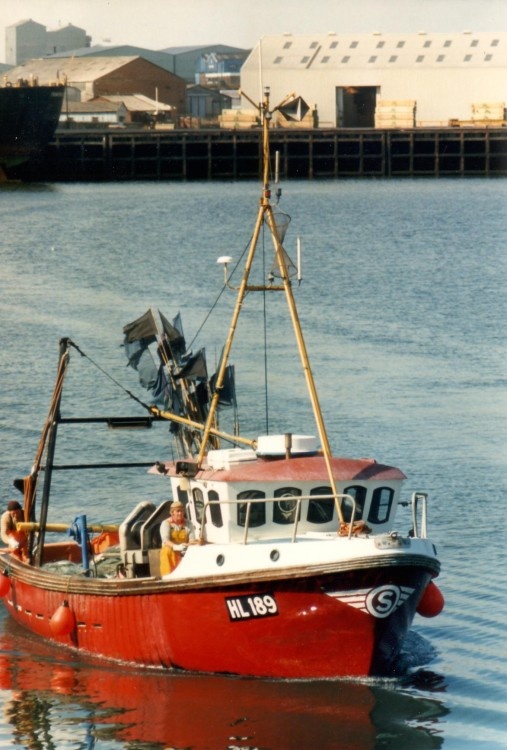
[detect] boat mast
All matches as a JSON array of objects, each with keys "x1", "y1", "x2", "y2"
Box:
[
  {"x1": 196, "y1": 89, "x2": 343, "y2": 521},
  {"x1": 33, "y1": 337, "x2": 72, "y2": 566}
]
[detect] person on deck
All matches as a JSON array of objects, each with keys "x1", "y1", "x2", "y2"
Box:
[
  {"x1": 159, "y1": 501, "x2": 196, "y2": 577},
  {"x1": 1, "y1": 501, "x2": 28, "y2": 561}
]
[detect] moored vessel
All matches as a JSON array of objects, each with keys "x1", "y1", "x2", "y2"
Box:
[{"x1": 0, "y1": 80, "x2": 64, "y2": 179}]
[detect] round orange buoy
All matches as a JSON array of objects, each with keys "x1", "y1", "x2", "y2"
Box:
[
  {"x1": 0, "y1": 571, "x2": 10, "y2": 597},
  {"x1": 417, "y1": 581, "x2": 445, "y2": 618},
  {"x1": 49, "y1": 600, "x2": 76, "y2": 636}
]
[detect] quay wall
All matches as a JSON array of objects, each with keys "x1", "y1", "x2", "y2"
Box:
[{"x1": 14, "y1": 127, "x2": 507, "y2": 181}]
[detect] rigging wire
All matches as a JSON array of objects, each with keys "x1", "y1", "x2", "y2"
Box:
[
  {"x1": 68, "y1": 341, "x2": 153, "y2": 412},
  {"x1": 186, "y1": 235, "x2": 252, "y2": 353}
]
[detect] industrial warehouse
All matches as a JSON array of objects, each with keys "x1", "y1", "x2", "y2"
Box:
[
  {"x1": 2, "y1": 27, "x2": 506, "y2": 180},
  {"x1": 240, "y1": 31, "x2": 507, "y2": 128}
]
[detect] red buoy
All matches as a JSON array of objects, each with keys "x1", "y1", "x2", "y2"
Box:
[
  {"x1": 417, "y1": 581, "x2": 445, "y2": 618},
  {"x1": 49, "y1": 600, "x2": 76, "y2": 636},
  {"x1": 0, "y1": 571, "x2": 10, "y2": 598}
]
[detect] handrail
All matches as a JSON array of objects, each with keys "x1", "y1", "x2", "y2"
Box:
[
  {"x1": 198, "y1": 493, "x2": 358, "y2": 545},
  {"x1": 411, "y1": 492, "x2": 428, "y2": 538}
]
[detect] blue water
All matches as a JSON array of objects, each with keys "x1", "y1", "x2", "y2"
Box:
[{"x1": 0, "y1": 177, "x2": 506, "y2": 749}]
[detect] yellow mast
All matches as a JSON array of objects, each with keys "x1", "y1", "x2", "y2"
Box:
[{"x1": 196, "y1": 88, "x2": 344, "y2": 523}]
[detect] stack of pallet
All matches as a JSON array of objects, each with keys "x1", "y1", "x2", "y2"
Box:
[
  {"x1": 471, "y1": 102, "x2": 505, "y2": 125},
  {"x1": 375, "y1": 100, "x2": 416, "y2": 128},
  {"x1": 218, "y1": 109, "x2": 259, "y2": 129}
]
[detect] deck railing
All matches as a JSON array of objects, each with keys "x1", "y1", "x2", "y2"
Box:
[{"x1": 200, "y1": 493, "x2": 359, "y2": 544}]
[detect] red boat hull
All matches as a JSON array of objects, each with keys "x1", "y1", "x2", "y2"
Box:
[{"x1": 2, "y1": 562, "x2": 432, "y2": 678}]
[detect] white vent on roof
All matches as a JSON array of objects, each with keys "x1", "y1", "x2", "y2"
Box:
[
  {"x1": 207, "y1": 448, "x2": 257, "y2": 470},
  {"x1": 256, "y1": 434, "x2": 318, "y2": 457}
]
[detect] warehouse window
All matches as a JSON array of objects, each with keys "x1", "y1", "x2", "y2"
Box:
[
  {"x1": 341, "y1": 55, "x2": 350, "y2": 63},
  {"x1": 301, "y1": 56, "x2": 310, "y2": 63},
  {"x1": 471, "y1": 39, "x2": 479, "y2": 47},
  {"x1": 283, "y1": 41, "x2": 292, "y2": 49},
  {"x1": 368, "y1": 55, "x2": 377, "y2": 63},
  {"x1": 416, "y1": 55, "x2": 424, "y2": 62},
  {"x1": 464, "y1": 54, "x2": 472, "y2": 62},
  {"x1": 310, "y1": 41, "x2": 319, "y2": 48},
  {"x1": 376, "y1": 40, "x2": 385, "y2": 48},
  {"x1": 484, "y1": 54, "x2": 493, "y2": 61},
  {"x1": 389, "y1": 55, "x2": 398, "y2": 62},
  {"x1": 491, "y1": 39, "x2": 499, "y2": 46},
  {"x1": 321, "y1": 55, "x2": 330, "y2": 63},
  {"x1": 330, "y1": 40, "x2": 338, "y2": 49},
  {"x1": 397, "y1": 40, "x2": 405, "y2": 48},
  {"x1": 274, "y1": 56, "x2": 283, "y2": 64},
  {"x1": 350, "y1": 40, "x2": 359, "y2": 48},
  {"x1": 437, "y1": 54, "x2": 445, "y2": 62},
  {"x1": 444, "y1": 40, "x2": 452, "y2": 47},
  {"x1": 423, "y1": 40, "x2": 432, "y2": 48}
]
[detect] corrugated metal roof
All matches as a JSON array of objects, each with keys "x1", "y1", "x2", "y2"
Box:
[
  {"x1": 253, "y1": 32, "x2": 507, "y2": 70},
  {"x1": 64, "y1": 100, "x2": 123, "y2": 113},
  {"x1": 160, "y1": 44, "x2": 249, "y2": 55},
  {"x1": 101, "y1": 94, "x2": 172, "y2": 111}
]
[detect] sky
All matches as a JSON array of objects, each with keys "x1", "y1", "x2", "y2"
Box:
[{"x1": 2, "y1": 0, "x2": 506, "y2": 62}]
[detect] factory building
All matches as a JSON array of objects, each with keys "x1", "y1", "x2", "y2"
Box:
[
  {"x1": 241, "y1": 32, "x2": 507, "y2": 128},
  {"x1": 4, "y1": 56, "x2": 186, "y2": 113},
  {"x1": 5, "y1": 19, "x2": 91, "y2": 65}
]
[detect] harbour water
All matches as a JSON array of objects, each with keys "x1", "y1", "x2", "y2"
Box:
[{"x1": 0, "y1": 177, "x2": 506, "y2": 749}]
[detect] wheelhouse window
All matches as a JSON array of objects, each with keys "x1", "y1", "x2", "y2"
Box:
[
  {"x1": 237, "y1": 490, "x2": 266, "y2": 528},
  {"x1": 273, "y1": 487, "x2": 302, "y2": 525},
  {"x1": 193, "y1": 488, "x2": 204, "y2": 524},
  {"x1": 177, "y1": 486, "x2": 189, "y2": 505},
  {"x1": 368, "y1": 487, "x2": 394, "y2": 524},
  {"x1": 307, "y1": 486, "x2": 334, "y2": 524},
  {"x1": 342, "y1": 485, "x2": 367, "y2": 522},
  {"x1": 208, "y1": 490, "x2": 223, "y2": 528}
]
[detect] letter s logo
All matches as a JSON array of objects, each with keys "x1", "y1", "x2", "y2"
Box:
[{"x1": 366, "y1": 585, "x2": 401, "y2": 618}]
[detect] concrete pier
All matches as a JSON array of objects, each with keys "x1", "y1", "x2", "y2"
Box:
[{"x1": 13, "y1": 127, "x2": 507, "y2": 180}]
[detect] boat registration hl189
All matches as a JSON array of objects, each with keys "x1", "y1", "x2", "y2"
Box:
[{"x1": 225, "y1": 594, "x2": 279, "y2": 621}]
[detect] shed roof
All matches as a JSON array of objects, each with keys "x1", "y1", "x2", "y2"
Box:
[
  {"x1": 63, "y1": 99, "x2": 124, "y2": 113},
  {"x1": 100, "y1": 93, "x2": 172, "y2": 111},
  {"x1": 4, "y1": 56, "x2": 175, "y2": 85}
]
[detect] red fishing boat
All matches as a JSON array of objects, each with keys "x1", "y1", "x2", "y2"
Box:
[{"x1": 0, "y1": 89, "x2": 443, "y2": 679}]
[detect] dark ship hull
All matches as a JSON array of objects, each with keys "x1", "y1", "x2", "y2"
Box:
[{"x1": 0, "y1": 84, "x2": 64, "y2": 175}]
